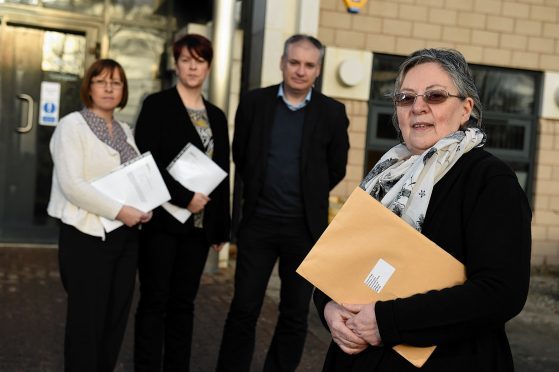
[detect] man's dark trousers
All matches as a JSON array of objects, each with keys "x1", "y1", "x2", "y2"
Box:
[{"x1": 217, "y1": 214, "x2": 314, "y2": 372}]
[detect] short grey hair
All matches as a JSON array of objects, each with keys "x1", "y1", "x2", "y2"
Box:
[
  {"x1": 282, "y1": 34, "x2": 325, "y2": 62},
  {"x1": 391, "y1": 48, "x2": 483, "y2": 140}
]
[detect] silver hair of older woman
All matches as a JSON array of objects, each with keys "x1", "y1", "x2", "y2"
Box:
[{"x1": 391, "y1": 48, "x2": 483, "y2": 142}]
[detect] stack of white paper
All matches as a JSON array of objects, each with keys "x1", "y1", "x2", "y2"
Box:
[
  {"x1": 162, "y1": 143, "x2": 227, "y2": 223},
  {"x1": 91, "y1": 152, "x2": 171, "y2": 232}
]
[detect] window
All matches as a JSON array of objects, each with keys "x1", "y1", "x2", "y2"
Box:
[{"x1": 367, "y1": 53, "x2": 541, "y2": 200}]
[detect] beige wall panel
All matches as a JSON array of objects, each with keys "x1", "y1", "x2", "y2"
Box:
[
  {"x1": 487, "y1": 16, "x2": 514, "y2": 33},
  {"x1": 413, "y1": 23, "x2": 442, "y2": 41},
  {"x1": 531, "y1": 5, "x2": 558, "y2": 22},
  {"x1": 457, "y1": 12, "x2": 487, "y2": 28},
  {"x1": 515, "y1": 19, "x2": 543, "y2": 36},
  {"x1": 529, "y1": 37, "x2": 556, "y2": 53},
  {"x1": 364, "y1": 34, "x2": 396, "y2": 53},
  {"x1": 442, "y1": 26, "x2": 471, "y2": 43},
  {"x1": 510, "y1": 51, "x2": 539, "y2": 69},
  {"x1": 532, "y1": 225, "x2": 548, "y2": 240},
  {"x1": 472, "y1": 30, "x2": 500, "y2": 47},
  {"x1": 501, "y1": 34, "x2": 528, "y2": 50},
  {"x1": 543, "y1": 22, "x2": 559, "y2": 38},
  {"x1": 455, "y1": 45, "x2": 484, "y2": 62},
  {"x1": 398, "y1": 5, "x2": 429, "y2": 21},
  {"x1": 351, "y1": 15, "x2": 382, "y2": 34},
  {"x1": 382, "y1": 19, "x2": 413, "y2": 37},
  {"x1": 335, "y1": 30, "x2": 366, "y2": 49},
  {"x1": 367, "y1": 1, "x2": 398, "y2": 18},
  {"x1": 446, "y1": 0, "x2": 475, "y2": 11},
  {"x1": 502, "y1": 2, "x2": 531, "y2": 18},
  {"x1": 482, "y1": 48, "x2": 512, "y2": 65},
  {"x1": 428, "y1": 9, "x2": 458, "y2": 25},
  {"x1": 395, "y1": 37, "x2": 426, "y2": 55},
  {"x1": 551, "y1": 196, "x2": 559, "y2": 210},
  {"x1": 474, "y1": 0, "x2": 502, "y2": 15}
]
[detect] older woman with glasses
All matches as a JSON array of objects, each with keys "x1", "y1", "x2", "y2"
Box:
[
  {"x1": 314, "y1": 48, "x2": 532, "y2": 371},
  {"x1": 48, "y1": 58, "x2": 152, "y2": 371}
]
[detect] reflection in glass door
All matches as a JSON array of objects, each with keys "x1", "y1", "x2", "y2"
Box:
[{"x1": 0, "y1": 24, "x2": 86, "y2": 243}]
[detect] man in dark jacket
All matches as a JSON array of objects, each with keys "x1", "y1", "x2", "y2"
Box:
[{"x1": 216, "y1": 34, "x2": 350, "y2": 372}]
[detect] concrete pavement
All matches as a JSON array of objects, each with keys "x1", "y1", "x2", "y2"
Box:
[
  {"x1": 0, "y1": 246, "x2": 329, "y2": 371},
  {"x1": 0, "y1": 246, "x2": 557, "y2": 371}
]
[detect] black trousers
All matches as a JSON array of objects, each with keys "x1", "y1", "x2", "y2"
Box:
[
  {"x1": 217, "y1": 215, "x2": 314, "y2": 372},
  {"x1": 58, "y1": 222, "x2": 138, "y2": 372},
  {"x1": 134, "y1": 226, "x2": 210, "y2": 372}
]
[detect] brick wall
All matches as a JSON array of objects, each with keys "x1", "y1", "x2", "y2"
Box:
[
  {"x1": 331, "y1": 99, "x2": 369, "y2": 197},
  {"x1": 319, "y1": 0, "x2": 559, "y2": 267},
  {"x1": 534, "y1": 119, "x2": 559, "y2": 266}
]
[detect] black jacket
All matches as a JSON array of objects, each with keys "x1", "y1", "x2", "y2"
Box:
[
  {"x1": 134, "y1": 87, "x2": 230, "y2": 244},
  {"x1": 233, "y1": 84, "x2": 350, "y2": 241},
  {"x1": 314, "y1": 148, "x2": 532, "y2": 371}
]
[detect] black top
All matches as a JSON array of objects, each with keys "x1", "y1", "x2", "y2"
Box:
[
  {"x1": 134, "y1": 87, "x2": 231, "y2": 244},
  {"x1": 255, "y1": 100, "x2": 306, "y2": 218},
  {"x1": 314, "y1": 148, "x2": 532, "y2": 371}
]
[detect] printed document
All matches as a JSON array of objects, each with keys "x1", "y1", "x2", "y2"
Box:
[
  {"x1": 162, "y1": 143, "x2": 227, "y2": 223},
  {"x1": 91, "y1": 152, "x2": 171, "y2": 232}
]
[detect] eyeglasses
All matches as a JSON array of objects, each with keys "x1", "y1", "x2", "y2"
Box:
[
  {"x1": 91, "y1": 79, "x2": 124, "y2": 89},
  {"x1": 393, "y1": 89, "x2": 465, "y2": 107}
]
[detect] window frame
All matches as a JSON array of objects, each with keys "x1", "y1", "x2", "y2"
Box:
[{"x1": 366, "y1": 53, "x2": 541, "y2": 203}]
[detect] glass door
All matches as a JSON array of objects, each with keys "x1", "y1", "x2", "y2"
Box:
[{"x1": 0, "y1": 23, "x2": 87, "y2": 243}]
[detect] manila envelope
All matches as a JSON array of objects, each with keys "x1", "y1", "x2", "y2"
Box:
[{"x1": 297, "y1": 187, "x2": 466, "y2": 368}]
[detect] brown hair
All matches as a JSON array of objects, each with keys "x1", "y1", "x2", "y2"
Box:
[
  {"x1": 79, "y1": 59, "x2": 128, "y2": 109},
  {"x1": 172, "y1": 34, "x2": 213, "y2": 65}
]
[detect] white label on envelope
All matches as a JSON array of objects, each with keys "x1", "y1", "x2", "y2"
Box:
[{"x1": 364, "y1": 259, "x2": 395, "y2": 293}]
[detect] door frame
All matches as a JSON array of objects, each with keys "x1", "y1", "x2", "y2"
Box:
[
  {"x1": 0, "y1": 4, "x2": 102, "y2": 68},
  {"x1": 0, "y1": 7, "x2": 101, "y2": 245}
]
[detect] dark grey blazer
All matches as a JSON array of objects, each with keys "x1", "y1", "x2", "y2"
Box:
[{"x1": 232, "y1": 84, "x2": 350, "y2": 241}]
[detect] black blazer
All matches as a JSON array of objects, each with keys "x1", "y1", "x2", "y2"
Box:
[
  {"x1": 314, "y1": 148, "x2": 532, "y2": 371},
  {"x1": 134, "y1": 87, "x2": 230, "y2": 244},
  {"x1": 233, "y1": 84, "x2": 350, "y2": 241}
]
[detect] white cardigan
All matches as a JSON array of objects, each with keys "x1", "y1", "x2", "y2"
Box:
[{"x1": 47, "y1": 111, "x2": 140, "y2": 239}]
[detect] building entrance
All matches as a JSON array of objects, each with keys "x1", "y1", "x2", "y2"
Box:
[{"x1": 0, "y1": 22, "x2": 90, "y2": 244}]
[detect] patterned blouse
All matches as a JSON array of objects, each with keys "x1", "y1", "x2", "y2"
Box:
[
  {"x1": 80, "y1": 108, "x2": 138, "y2": 164},
  {"x1": 186, "y1": 106, "x2": 214, "y2": 228},
  {"x1": 187, "y1": 107, "x2": 214, "y2": 157}
]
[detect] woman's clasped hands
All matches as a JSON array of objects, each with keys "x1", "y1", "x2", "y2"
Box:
[{"x1": 324, "y1": 301, "x2": 382, "y2": 355}]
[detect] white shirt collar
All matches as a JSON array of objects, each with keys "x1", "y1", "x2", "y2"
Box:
[{"x1": 277, "y1": 84, "x2": 312, "y2": 111}]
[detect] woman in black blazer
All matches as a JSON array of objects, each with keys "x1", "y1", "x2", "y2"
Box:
[
  {"x1": 133, "y1": 34, "x2": 230, "y2": 371},
  {"x1": 314, "y1": 48, "x2": 531, "y2": 371}
]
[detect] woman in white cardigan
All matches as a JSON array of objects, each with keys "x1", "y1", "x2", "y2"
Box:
[{"x1": 47, "y1": 59, "x2": 151, "y2": 372}]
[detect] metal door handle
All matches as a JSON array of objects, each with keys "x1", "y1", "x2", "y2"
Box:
[{"x1": 15, "y1": 93, "x2": 34, "y2": 133}]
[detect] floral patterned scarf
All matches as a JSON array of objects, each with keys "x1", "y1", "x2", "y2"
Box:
[{"x1": 360, "y1": 128, "x2": 486, "y2": 231}]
